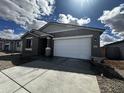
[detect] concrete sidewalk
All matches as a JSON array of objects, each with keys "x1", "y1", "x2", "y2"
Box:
[{"x1": 0, "y1": 60, "x2": 100, "y2": 93}]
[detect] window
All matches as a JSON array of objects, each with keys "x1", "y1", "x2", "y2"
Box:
[
  {"x1": 26, "y1": 39, "x2": 32, "y2": 48},
  {"x1": 16, "y1": 42, "x2": 20, "y2": 47}
]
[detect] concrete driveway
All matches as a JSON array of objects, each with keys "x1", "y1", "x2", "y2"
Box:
[{"x1": 0, "y1": 57, "x2": 100, "y2": 93}]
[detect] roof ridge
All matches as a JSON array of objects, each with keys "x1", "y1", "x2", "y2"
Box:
[{"x1": 48, "y1": 22, "x2": 105, "y2": 31}]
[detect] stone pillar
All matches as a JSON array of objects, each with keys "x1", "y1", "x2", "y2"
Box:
[{"x1": 45, "y1": 37, "x2": 52, "y2": 56}]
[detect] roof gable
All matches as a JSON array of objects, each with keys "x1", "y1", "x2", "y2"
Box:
[
  {"x1": 22, "y1": 22, "x2": 105, "y2": 39},
  {"x1": 21, "y1": 30, "x2": 53, "y2": 39},
  {"x1": 38, "y1": 22, "x2": 104, "y2": 34}
]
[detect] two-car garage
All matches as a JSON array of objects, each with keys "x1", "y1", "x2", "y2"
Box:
[{"x1": 53, "y1": 35, "x2": 92, "y2": 60}]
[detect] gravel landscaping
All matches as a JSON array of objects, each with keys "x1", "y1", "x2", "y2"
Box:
[
  {"x1": 97, "y1": 75, "x2": 124, "y2": 93},
  {"x1": 91, "y1": 58, "x2": 124, "y2": 93}
]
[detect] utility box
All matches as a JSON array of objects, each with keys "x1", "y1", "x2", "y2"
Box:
[{"x1": 45, "y1": 47, "x2": 51, "y2": 56}]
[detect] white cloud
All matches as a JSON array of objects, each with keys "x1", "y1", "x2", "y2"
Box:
[
  {"x1": 0, "y1": 0, "x2": 55, "y2": 30},
  {"x1": 99, "y1": 4, "x2": 124, "y2": 46},
  {"x1": 101, "y1": 32, "x2": 116, "y2": 42},
  {"x1": 57, "y1": 14, "x2": 91, "y2": 26},
  {"x1": 99, "y1": 4, "x2": 124, "y2": 34},
  {"x1": 0, "y1": 29, "x2": 23, "y2": 39},
  {"x1": 100, "y1": 31, "x2": 116, "y2": 46},
  {"x1": 23, "y1": 20, "x2": 47, "y2": 30},
  {"x1": 100, "y1": 31, "x2": 123, "y2": 47}
]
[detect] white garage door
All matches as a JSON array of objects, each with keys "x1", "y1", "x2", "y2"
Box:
[{"x1": 54, "y1": 35, "x2": 92, "y2": 60}]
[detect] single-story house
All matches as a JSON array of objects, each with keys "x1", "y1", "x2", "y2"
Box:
[
  {"x1": 21, "y1": 22, "x2": 104, "y2": 60},
  {"x1": 0, "y1": 38, "x2": 22, "y2": 52},
  {"x1": 101, "y1": 40, "x2": 124, "y2": 60}
]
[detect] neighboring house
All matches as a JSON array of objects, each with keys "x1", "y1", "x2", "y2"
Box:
[
  {"x1": 102, "y1": 40, "x2": 124, "y2": 60},
  {"x1": 21, "y1": 22, "x2": 104, "y2": 60},
  {"x1": 0, "y1": 38, "x2": 22, "y2": 52},
  {"x1": 0, "y1": 38, "x2": 4, "y2": 51}
]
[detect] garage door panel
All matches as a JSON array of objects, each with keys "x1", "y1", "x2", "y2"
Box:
[{"x1": 54, "y1": 37, "x2": 91, "y2": 59}]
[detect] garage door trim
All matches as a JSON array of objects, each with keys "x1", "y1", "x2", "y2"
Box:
[
  {"x1": 53, "y1": 35, "x2": 92, "y2": 60},
  {"x1": 53, "y1": 35, "x2": 93, "y2": 40}
]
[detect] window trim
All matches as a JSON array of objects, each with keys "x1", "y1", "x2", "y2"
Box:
[{"x1": 25, "y1": 37, "x2": 33, "y2": 51}]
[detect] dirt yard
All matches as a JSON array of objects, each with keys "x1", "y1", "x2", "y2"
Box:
[
  {"x1": 0, "y1": 52, "x2": 36, "y2": 70},
  {"x1": 104, "y1": 60, "x2": 124, "y2": 70},
  {"x1": 0, "y1": 52, "x2": 18, "y2": 70}
]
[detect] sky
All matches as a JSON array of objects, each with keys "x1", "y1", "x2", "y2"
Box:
[{"x1": 0, "y1": 0, "x2": 124, "y2": 46}]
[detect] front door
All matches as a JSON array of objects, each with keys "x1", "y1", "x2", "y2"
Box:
[{"x1": 39, "y1": 38, "x2": 47, "y2": 55}]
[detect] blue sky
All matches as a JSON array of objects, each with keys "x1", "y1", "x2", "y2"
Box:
[
  {"x1": 0, "y1": 0, "x2": 123, "y2": 33},
  {"x1": 49, "y1": 0, "x2": 123, "y2": 28},
  {"x1": 0, "y1": 0, "x2": 124, "y2": 45}
]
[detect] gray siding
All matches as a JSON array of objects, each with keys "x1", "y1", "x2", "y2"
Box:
[{"x1": 22, "y1": 34, "x2": 39, "y2": 56}]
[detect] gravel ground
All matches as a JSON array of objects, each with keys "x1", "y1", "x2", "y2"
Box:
[{"x1": 97, "y1": 75, "x2": 124, "y2": 93}]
